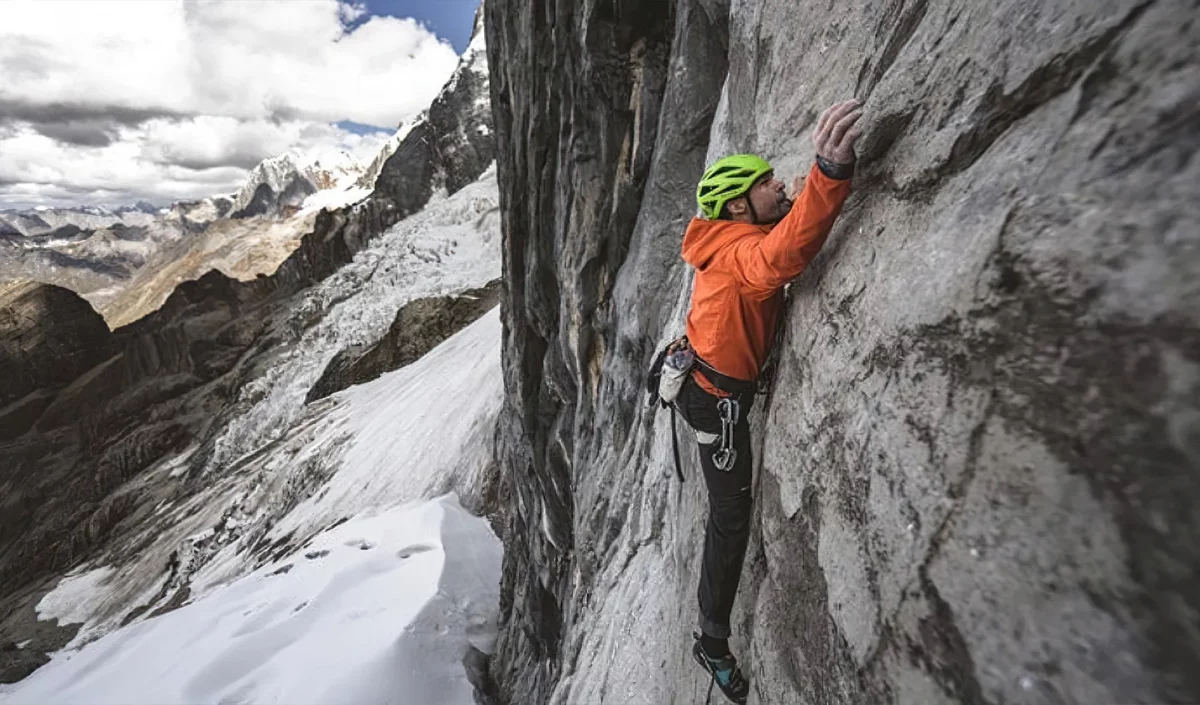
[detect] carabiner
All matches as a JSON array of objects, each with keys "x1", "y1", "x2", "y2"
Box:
[{"x1": 712, "y1": 397, "x2": 741, "y2": 471}]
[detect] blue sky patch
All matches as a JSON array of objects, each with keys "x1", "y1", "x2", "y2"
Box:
[
  {"x1": 360, "y1": 0, "x2": 480, "y2": 53},
  {"x1": 335, "y1": 120, "x2": 393, "y2": 135}
]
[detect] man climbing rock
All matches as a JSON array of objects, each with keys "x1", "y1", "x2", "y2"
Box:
[{"x1": 678, "y1": 99, "x2": 863, "y2": 704}]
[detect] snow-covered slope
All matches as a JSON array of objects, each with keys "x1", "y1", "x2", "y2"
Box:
[
  {"x1": 207, "y1": 168, "x2": 501, "y2": 473},
  {"x1": 0, "y1": 164, "x2": 503, "y2": 695},
  {"x1": 0, "y1": 495, "x2": 501, "y2": 705},
  {"x1": 0, "y1": 305, "x2": 505, "y2": 704}
]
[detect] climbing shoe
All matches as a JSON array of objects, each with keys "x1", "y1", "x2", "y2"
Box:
[{"x1": 692, "y1": 632, "x2": 749, "y2": 704}]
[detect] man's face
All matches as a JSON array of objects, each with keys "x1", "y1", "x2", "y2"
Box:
[{"x1": 745, "y1": 172, "x2": 792, "y2": 224}]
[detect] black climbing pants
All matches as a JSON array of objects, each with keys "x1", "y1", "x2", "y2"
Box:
[{"x1": 678, "y1": 376, "x2": 755, "y2": 640}]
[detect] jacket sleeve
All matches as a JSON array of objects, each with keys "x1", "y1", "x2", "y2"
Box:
[{"x1": 725, "y1": 162, "x2": 852, "y2": 297}]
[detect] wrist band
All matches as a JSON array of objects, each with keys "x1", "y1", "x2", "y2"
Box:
[{"x1": 816, "y1": 155, "x2": 854, "y2": 180}]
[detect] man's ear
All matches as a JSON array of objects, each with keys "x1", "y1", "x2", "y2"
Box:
[{"x1": 726, "y1": 197, "x2": 748, "y2": 216}]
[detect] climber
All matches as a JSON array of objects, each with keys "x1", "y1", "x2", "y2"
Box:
[{"x1": 678, "y1": 99, "x2": 863, "y2": 704}]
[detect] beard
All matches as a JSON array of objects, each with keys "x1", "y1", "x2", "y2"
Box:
[{"x1": 767, "y1": 192, "x2": 794, "y2": 224}]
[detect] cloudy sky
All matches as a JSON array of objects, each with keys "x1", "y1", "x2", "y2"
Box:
[{"x1": 0, "y1": 0, "x2": 481, "y2": 210}]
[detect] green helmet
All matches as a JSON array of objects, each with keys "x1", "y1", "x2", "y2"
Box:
[{"x1": 696, "y1": 154, "x2": 773, "y2": 220}]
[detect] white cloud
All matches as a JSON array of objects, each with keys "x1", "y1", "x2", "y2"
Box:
[
  {"x1": 0, "y1": 0, "x2": 462, "y2": 208},
  {"x1": 0, "y1": 119, "x2": 393, "y2": 209}
]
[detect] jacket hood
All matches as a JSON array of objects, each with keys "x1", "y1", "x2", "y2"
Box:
[{"x1": 681, "y1": 217, "x2": 768, "y2": 269}]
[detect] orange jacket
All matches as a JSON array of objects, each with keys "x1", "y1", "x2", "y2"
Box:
[{"x1": 683, "y1": 162, "x2": 851, "y2": 395}]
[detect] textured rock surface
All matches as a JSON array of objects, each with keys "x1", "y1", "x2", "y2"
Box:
[
  {"x1": 485, "y1": 1, "x2": 1199, "y2": 703},
  {"x1": 374, "y1": 7, "x2": 493, "y2": 222},
  {"x1": 228, "y1": 153, "x2": 322, "y2": 219},
  {"x1": 307, "y1": 278, "x2": 502, "y2": 403},
  {"x1": 229, "y1": 177, "x2": 317, "y2": 219},
  {"x1": 0, "y1": 615, "x2": 79, "y2": 684},
  {"x1": 0, "y1": 281, "x2": 116, "y2": 409}
]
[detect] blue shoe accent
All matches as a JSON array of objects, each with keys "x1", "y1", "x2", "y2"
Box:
[{"x1": 692, "y1": 634, "x2": 749, "y2": 704}]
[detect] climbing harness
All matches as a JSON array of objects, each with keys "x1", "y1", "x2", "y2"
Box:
[{"x1": 647, "y1": 337, "x2": 754, "y2": 479}]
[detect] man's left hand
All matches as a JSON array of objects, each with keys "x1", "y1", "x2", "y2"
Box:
[{"x1": 813, "y1": 99, "x2": 864, "y2": 165}]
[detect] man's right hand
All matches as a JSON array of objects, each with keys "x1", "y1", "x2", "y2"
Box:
[
  {"x1": 790, "y1": 174, "x2": 805, "y2": 200},
  {"x1": 813, "y1": 99, "x2": 863, "y2": 165}
]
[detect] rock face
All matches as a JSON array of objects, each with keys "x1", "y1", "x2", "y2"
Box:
[
  {"x1": 0, "y1": 281, "x2": 116, "y2": 411},
  {"x1": 228, "y1": 154, "x2": 328, "y2": 220},
  {"x1": 166, "y1": 195, "x2": 234, "y2": 231},
  {"x1": 229, "y1": 178, "x2": 316, "y2": 219},
  {"x1": 485, "y1": 1, "x2": 1200, "y2": 704},
  {"x1": 375, "y1": 7, "x2": 493, "y2": 220},
  {"x1": 307, "y1": 279, "x2": 502, "y2": 403},
  {"x1": 356, "y1": 130, "x2": 406, "y2": 190}
]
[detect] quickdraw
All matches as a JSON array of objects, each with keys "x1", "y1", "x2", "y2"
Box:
[
  {"x1": 647, "y1": 336, "x2": 753, "y2": 478},
  {"x1": 712, "y1": 397, "x2": 740, "y2": 471}
]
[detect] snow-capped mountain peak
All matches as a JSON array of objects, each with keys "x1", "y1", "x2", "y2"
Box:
[{"x1": 228, "y1": 149, "x2": 378, "y2": 219}]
